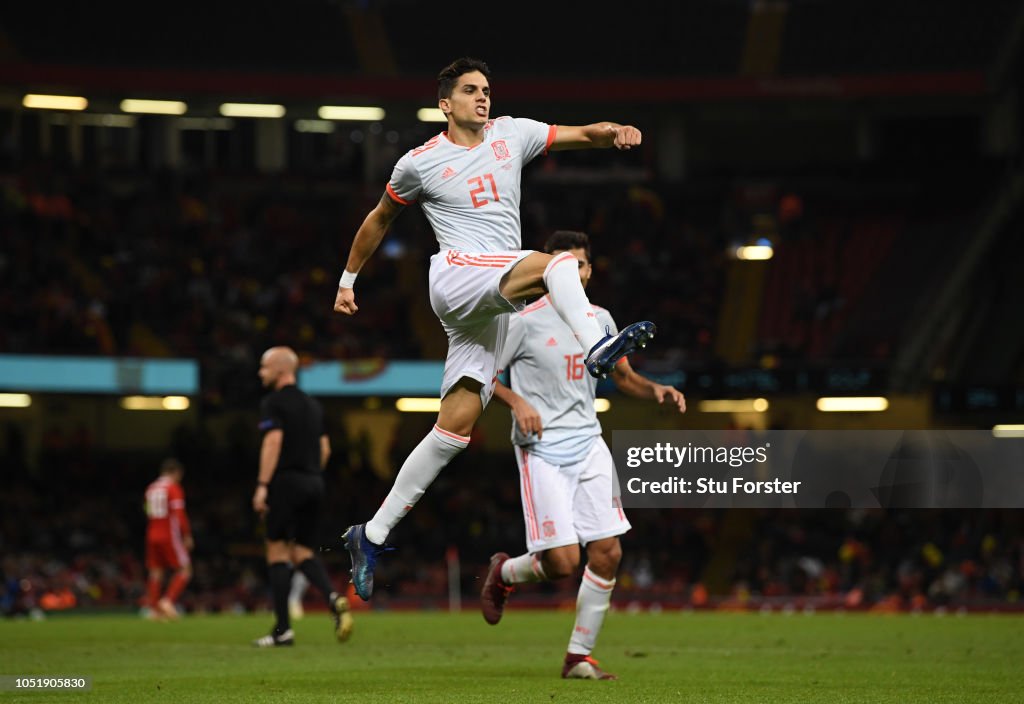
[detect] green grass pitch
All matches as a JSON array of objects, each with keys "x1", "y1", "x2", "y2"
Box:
[{"x1": 3, "y1": 610, "x2": 1020, "y2": 703}]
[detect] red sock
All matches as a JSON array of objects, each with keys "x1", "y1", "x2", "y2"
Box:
[
  {"x1": 164, "y1": 572, "x2": 190, "y2": 603},
  {"x1": 147, "y1": 576, "x2": 162, "y2": 608}
]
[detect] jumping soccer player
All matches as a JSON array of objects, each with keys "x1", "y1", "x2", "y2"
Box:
[
  {"x1": 481, "y1": 231, "x2": 686, "y2": 680},
  {"x1": 334, "y1": 58, "x2": 656, "y2": 600}
]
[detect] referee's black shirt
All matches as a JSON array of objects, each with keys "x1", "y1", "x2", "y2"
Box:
[{"x1": 258, "y1": 385, "x2": 324, "y2": 475}]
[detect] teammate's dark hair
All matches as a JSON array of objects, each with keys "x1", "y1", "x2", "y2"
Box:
[
  {"x1": 544, "y1": 230, "x2": 591, "y2": 262},
  {"x1": 438, "y1": 57, "x2": 492, "y2": 99}
]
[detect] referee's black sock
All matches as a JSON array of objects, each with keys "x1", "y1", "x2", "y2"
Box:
[
  {"x1": 296, "y1": 558, "x2": 336, "y2": 607},
  {"x1": 268, "y1": 562, "x2": 292, "y2": 635}
]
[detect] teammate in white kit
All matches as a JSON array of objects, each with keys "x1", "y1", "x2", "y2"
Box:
[
  {"x1": 334, "y1": 58, "x2": 657, "y2": 600},
  {"x1": 481, "y1": 231, "x2": 686, "y2": 680}
]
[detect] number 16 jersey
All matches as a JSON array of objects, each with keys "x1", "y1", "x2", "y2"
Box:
[
  {"x1": 499, "y1": 296, "x2": 618, "y2": 466},
  {"x1": 386, "y1": 117, "x2": 556, "y2": 253}
]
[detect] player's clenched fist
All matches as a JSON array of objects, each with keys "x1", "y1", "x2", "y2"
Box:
[
  {"x1": 334, "y1": 287, "x2": 358, "y2": 315},
  {"x1": 613, "y1": 125, "x2": 642, "y2": 150}
]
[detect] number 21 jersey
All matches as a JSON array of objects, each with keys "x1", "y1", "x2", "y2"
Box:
[{"x1": 386, "y1": 117, "x2": 556, "y2": 253}]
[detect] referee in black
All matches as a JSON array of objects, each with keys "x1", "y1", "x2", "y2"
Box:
[{"x1": 252, "y1": 346, "x2": 352, "y2": 647}]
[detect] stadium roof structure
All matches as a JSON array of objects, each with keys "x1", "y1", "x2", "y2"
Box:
[{"x1": 1, "y1": 0, "x2": 1021, "y2": 103}]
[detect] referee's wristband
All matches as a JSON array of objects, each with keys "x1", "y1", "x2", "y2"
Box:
[
  {"x1": 339, "y1": 270, "x2": 358, "y2": 288},
  {"x1": 257, "y1": 481, "x2": 268, "y2": 488}
]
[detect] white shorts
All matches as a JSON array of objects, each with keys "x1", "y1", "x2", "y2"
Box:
[
  {"x1": 514, "y1": 437, "x2": 631, "y2": 554},
  {"x1": 429, "y1": 250, "x2": 533, "y2": 406}
]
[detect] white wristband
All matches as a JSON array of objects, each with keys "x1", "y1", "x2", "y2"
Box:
[{"x1": 339, "y1": 270, "x2": 358, "y2": 288}]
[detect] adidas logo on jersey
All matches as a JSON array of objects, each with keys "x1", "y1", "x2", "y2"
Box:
[
  {"x1": 441, "y1": 166, "x2": 457, "y2": 180},
  {"x1": 546, "y1": 337, "x2": 558, "y2": 347}
]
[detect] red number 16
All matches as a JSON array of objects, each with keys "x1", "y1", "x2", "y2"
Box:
[{"x1": 565, "y1": 354, "x2": 585, "y2": 380}]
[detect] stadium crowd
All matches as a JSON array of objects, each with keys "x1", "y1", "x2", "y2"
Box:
[
  {"x1": 2, "y1": 431, "x2": 1021, "y2": 617},
  {"x1": 1, "y1": 157, "x2": 952, "y2": 410},
  {"x1": 0, "y1": 158, "x2": 722, "y2": 363},
  {"x1": 0, "y1": 145, "x2": 1013, "y2": 617}
]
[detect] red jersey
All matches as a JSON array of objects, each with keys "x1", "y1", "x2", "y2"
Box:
[{"x1": 145, "y1": 477, "x2": 191, "y2": 543}]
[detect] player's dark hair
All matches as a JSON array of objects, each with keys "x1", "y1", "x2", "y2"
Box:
[
  {"x1": 438, "y1": 57, "x2": 492, "y2": 99},
  {"x1": 161, "y1": 458, "x2": 184, "y2": 476},
  {"x1": 544, "y1": 230, "x2": 592, "y2": 262}
]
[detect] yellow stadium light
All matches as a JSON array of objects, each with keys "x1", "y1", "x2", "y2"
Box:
[
  {"x1": 23, "y1": 94, "x2": 88, "y2": 111},
  {"x1": 594, "y1": 398, "x2": 611, "y2": 413},
  {"x1": 295, "y1": 119, "x2": 336, "y2": 133},
  {"x1": 120, "y1": 99, "x2": 187, "y2": 115},
  {"x1": 699, "y1": 398, "x2": 770, "y2": 413},
  {"x1": 218, "y1": 103, "x2": 285, "y2": 119},
  {"x1": 992, "y1": 424, "x2": 1024, "y2": 438},
  {"x1": 318, "y1": 106, "x2": 385, "y2": 121},
  {"x1": 816, "y1": 396, "x2": 889, "y2": 412},
  {"x1": 395, "y1": 397, "x2": 442, "y2": 413},
  {"x1": 736, "y1": 245, "x2": 774, "y2": 261},
  {"x1": 417, "y1": 108, "x2": 447, "y2": 123},
  {"x1": 0, "y1": 393, "x2": 32, "y2": 408},
  {"x1": 120, "y1": 396, "x2": 191, "y2": 411}
]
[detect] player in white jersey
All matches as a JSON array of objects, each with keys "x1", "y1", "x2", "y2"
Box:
[
  {"x1": 480, "y1": 231, "x2": 686, "y2": 680},
  {"x1": 334, "y1": 58, "x2": 658, "y2": 600}
]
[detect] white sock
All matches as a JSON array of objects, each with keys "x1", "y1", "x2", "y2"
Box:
[
  {"x1": 500, "y1": 553, "x2": 547, "y2": 585},
  {"x1": 543, "y1": 252, "x2": 604, "y2": 352},
  {"x1": 288, "y1": 571, "x2": 309, "y2": 603},
  {"x1": 365, "y1": 424, "x2": 469, "y2": 544},
  {"x1": 568, "y1": 566, "x2": 615, "y2": 655}
]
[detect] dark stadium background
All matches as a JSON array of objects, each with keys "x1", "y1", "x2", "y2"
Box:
[{"x1": 2, "y1": 0, "x2": 1023, "y2": 617}]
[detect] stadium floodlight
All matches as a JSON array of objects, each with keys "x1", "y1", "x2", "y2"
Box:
[
  {"x1": 816, "y1": 396, "x2": 889, "y2": 412},
  {"x1": 594, "y1": 398, "x2": 611, "y2": 413},
  {"x1": 992, "y1": 424, "x2": 1024, "y2": 438},
  {"x1": 0, "y1": 393, "x2": 32, "y2": 408},
  {"x1": 120, "y1": 99, "x2": 187, "y2": 115},
  {"x1": 120, "y1": 396, "x2": 191, "y2": 411},
  {"x1": 735, "y1": 245, "x2": 774, "y2": 261},
  {"x1": 396, "y1": 397, "x2": 442, "y2": 413},
  {"x1": 22, "y1": 94, "x2": 88, "y2": 111},
  {"x1": 318, "y1": 106, "x2": 385, "y2": 121},
  {"x1": 699, "y1": 398, "x2": 770, "y2": 413},
  {"x1": 218, "y1": 103, "x2": 286, "y2": 119},
  {"x1": 295, "y1": 119, "x2": 336, "y2": 133},
  {"x1": 417, "y1": 108, "x2": 447, "y2": 123}
]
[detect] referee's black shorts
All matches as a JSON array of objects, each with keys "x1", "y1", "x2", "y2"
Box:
[{"x1": 265, "y1": 472, "x2": 325, "y2": 548}]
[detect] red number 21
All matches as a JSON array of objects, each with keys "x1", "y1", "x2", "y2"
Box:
[{"x1": 468, "y1": 173, "x2": 499, "y2": 208}]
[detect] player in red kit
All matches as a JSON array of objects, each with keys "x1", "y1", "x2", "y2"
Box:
[{"x1": 144, "y1": 458, "x2": 193, "y2": 620}]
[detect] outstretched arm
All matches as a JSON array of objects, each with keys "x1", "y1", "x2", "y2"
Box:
[
  {"x1": 611, "y1": 359, "x2": 686, "y2": 413},
  {"x1": 550, "y1": 122, "x2": 642, "y2": 151},
  {"x1": 333, "y1": 193, "x2": 405, "y2": 315}
]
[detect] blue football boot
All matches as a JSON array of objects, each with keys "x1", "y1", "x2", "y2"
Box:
[
  {"x1": 342, "y1": 524, "x2": 391, "y2": 600},
  {"x1": 584, "y1": 321, "x2": 657, "y2": 378}
]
